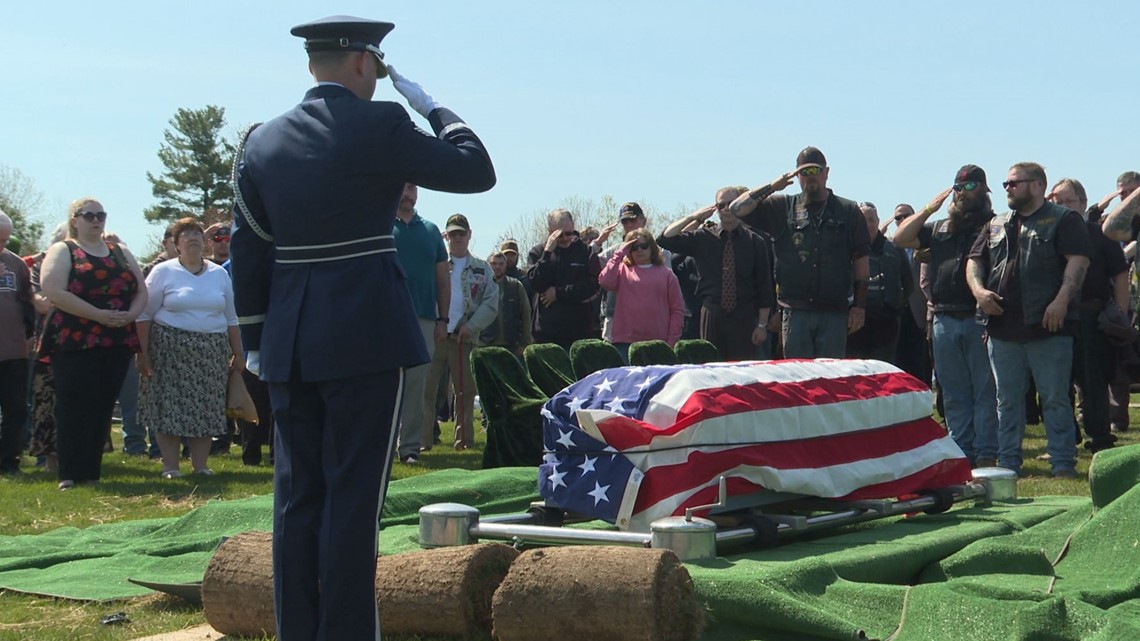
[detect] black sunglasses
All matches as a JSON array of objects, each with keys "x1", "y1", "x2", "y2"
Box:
[
  {"x1": 74, "y1": 211, "x2": 107, "y2": 222},
  {"x1": 1002, "y1": 179, "x2": 1035, "y2": 189},
  {"x1": 632, "y1": 242, "x2": 651, "y2": 251},
  {"x1": 953, "y1": 181, "x2": 981, "y2": 192}
]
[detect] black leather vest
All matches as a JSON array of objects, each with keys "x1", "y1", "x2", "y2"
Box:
[
  {"x1": 984, "y1": 202, "x2": 1078, "y2": 324},
  {"x1": 774, "y1": 194, "x2": 853, "y2": 306},
  {"x1": 867, "y1": 237, "x2": 903, "y2": 309}
]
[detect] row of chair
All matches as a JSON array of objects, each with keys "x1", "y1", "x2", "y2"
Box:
[{"x1": 474, "y1": 339, "x2": 722, "y2": 469}]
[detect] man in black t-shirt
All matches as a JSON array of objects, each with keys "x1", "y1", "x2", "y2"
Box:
[
  {"x1": 1049, "y1": 178, "x2": 1126, "y2": 454},
  {"x1": 966, "y1": 162, "x2": 1092, "y2": 478}
]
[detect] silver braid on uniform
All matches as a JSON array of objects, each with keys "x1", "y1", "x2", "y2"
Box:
[{"x1": 232, "y1": 122, "x2": 274, "y2": 243}]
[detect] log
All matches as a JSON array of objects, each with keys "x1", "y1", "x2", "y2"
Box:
[
  {"x1": 491, "y1": 546, "x2": 704, "y2": 641},
  {"x1": 201, "y1": 531, "x2": 518, "y2": 639}
]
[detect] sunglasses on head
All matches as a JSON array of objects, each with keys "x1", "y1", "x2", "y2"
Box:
[
  {"x1": 799, "y1": 166, "x2": 823, "y2": 177},
  {"x1": 75, "y1": 211, "x2": 107, "y2": 222},
  {"x1": 953, "y1": 181, "x2": 981, "y2": 192}
]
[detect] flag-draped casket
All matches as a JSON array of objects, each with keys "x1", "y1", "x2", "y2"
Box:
[{"x1": 538, "y1": 359, "x2": 971, "y2": 532}]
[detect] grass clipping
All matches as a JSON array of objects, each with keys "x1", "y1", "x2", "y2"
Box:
[{"x1": 492, "y1": 545, "x2": 705, "y2": 641}]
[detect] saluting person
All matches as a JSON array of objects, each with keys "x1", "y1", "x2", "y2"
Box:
[{"x1": 229, "y1": 15, "x2": 495, "y2": 641}]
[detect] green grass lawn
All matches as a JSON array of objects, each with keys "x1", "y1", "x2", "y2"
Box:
[{"x1": 0, "y1": 409, "x2": 1137, "y2": 641}]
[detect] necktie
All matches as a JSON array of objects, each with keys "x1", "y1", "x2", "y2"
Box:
[{"x1": 721, "y1": 234, "x2": 737, "y2": 313}]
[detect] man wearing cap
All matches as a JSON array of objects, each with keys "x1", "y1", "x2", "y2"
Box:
[
  {"x1": 965, "y1": 162, "x2": 1091, "y2": 478},
  {"x1": 393, "y1": 183, "x2": 449, "y2": 463},
  {"x1": 730, "y1": 147, "x2": 871, "y2": 358},
  {"x1": 658, "y1": 186, "x2": 773, "y2": 360},
  {"x1": 527, "y1": 209, "x2": 601, "y2": 350},
  {"x1": 498, "y1": 239, "x2": 532, "y2": 303},
  {"x1": 229, "y1": 15, "x2": 495, "y2": 641},
  {"x1": 424, "y1": 214, "x2": 497, "y2": 450},
  {"x1": 894, "y1": 165, "x2": 998, "y2": 467}
]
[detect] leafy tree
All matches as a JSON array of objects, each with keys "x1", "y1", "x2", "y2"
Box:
[
  {"x1": 144, "y1": 106, "x2": 235, "y2": 224},
  {"x1": 0, "y1": 164, "x2": 48, "y2": 253}
]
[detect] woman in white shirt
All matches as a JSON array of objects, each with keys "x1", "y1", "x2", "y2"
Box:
[{"x1": 137, "y1": 218, "x2": 243, "y2": 478}]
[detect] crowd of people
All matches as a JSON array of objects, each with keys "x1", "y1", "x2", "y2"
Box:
[
  {"x1": 392, "y1": 147, "x2": 1140, "y2": 481},
  {"x1": 0, "y1": 203, "x2": 263, "y2": 490}
]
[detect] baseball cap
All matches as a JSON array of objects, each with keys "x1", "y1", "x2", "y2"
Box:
[
  {"x1": 795, "y1": 146, "x2": 827, "y2": 170},
  {"x1": 499, "y1": 239, "x2": 520, "y2": 254},
  {"x1": 445, "y1": 214, "x2": 470, "y2": 233},
  {"x1": 619, "y1": 202, "x2": 644, "y2": 221},
  {"x1": 955, "y1": 164, "x2": 991, "y2": 191}
]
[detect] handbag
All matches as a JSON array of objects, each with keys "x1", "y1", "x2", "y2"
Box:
[{"x1": 226, "y1": 369, "x2": 259, "y2": 424}]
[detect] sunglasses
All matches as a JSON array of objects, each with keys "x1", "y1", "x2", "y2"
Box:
[
  {"x1": 715, "y1": 201, "x2": 732, "y2": 211},
  {"x1": 559, "y1": 230, "x2": 580, "y2": 238},
  {"x1": 74, "y1": 211, "x2": 108, "y2": 222},
  {"x1": 953, "y1": 181, "x2": 981, "y2": 192},
  {"x1": 1002, "y1": 179, "x2": 1035, "y2": 189},
  {"x1": 632, "y1": 242, "x2": 651, "y2": 251},
  {"x1": 212, "y1": 233, "x2": 230, "y2": 242},
  {"x1": 799, "y1": 166, "x2": 823, "y2": 177}
]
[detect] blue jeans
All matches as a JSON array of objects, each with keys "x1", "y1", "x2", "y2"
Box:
[
  {"x1": 781, "y1": 308, "x2": 847, "y2": 359},
  {"x1": 118, "y1": 359, "x2": 147, "y2": 455},
  {"x1": 987, "y1": 336, "x2": 1077, "y2": 474},
  {"x1": 931, "y1": 314, "x2": 997, "y2": 463}
]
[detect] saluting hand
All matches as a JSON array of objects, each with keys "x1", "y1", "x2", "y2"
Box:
[
  {"x1": 596, "y1": 223, "x2": 619, "y2": 245},
  {"x1": 388, "y1": 65, "x2": 442, "y2": 119},
  {"x1": 922, "y1": 188, "x2": 953, "y2": 216},
  {"x1": 544, "y1": 230, "x2": 562, "y2": 253},
  {"x1": 770, "y1": 169, "x2": 798, "y2": 192}
]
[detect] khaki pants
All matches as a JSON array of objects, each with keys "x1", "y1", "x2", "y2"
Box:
[{"x1": 423, "y1": 333, "x2": 476, "y2": 448}]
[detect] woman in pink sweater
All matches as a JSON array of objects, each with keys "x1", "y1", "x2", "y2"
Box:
[{"x1": 598, "y1": 229, "x2": 685, "y2": 363}]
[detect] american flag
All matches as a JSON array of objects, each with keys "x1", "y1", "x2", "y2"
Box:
[{"x1": 538, "y1": 359, "x2": 971, "y2": 532}]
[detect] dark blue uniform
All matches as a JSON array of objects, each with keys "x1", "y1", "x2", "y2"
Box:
[{"x1": 231, "y1": 52, "x2": 494, "y2": 639}]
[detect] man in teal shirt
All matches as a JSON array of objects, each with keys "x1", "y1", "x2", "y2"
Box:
[{"x1": 393, "y1": 183, "x2": 449, "y2": 463}]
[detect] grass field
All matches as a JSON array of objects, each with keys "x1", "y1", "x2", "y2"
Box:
[{"x1": 0, "y1": 411, "x2": 1136, "y2": 641}]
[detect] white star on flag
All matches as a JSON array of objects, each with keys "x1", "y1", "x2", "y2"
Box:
[
  {"x1": 555, "y1": 429, "x2": 576, "y2": 449},
  {"x1": 540, "y1": 407, "x2": 555, "y2": 420},
  {"x1": 635, "y1": 376, "x2": 656, "y2": 391},
  {"x1": 578, "y1": 456, "x2": 597, "y2": 475},
  {"x1": 587, "y1": 481, "x2": 611, "y2": 506},
  {"x1": 594, "y1": 377, "x2": 615, "y2": 393},
  {"x1": 604, "y1": 396, "x2": 626, "y2": 412},
  {"x1": 566, "y1": 396, "x2": 586, "y2": 413},
  {"x1": 548, "y1": 467, "x2": 567, "y2": 490}
]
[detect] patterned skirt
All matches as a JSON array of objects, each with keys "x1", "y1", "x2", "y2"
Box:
[
  {"x1": 139, "y1": 324, "x2": 229, "y2": 438},
  {"x1": 27, "y1": 360, "x2": 56, "y2": 457}
]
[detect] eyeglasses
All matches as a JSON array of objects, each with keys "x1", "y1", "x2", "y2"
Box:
[
  {"x1": 212, "y1": 233, "x2": 230, "y2": 242},
  {"x1": 632, "y1": 242, "x2": 651, "y2": 251},
  {"x1": 620, "y1": 217, "x2": 640, "y2": 224},
  {"x1": 74, "y1": 211, "x2": 107, "y2": 222},
  {"x1": 799, "y1": 166, "x2": 823, "y2": 177},
  {"x1": 1002, "y1": 179, "x2": 1035, "y2": 189},
  {"x1": 953, "y1": 181, "x2": 981, "y2": 192}
]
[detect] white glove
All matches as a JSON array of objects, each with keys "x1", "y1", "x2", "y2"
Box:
[
  {"x1": 387, "y1": 65, "x2": 442, "y2": 119},
  {"x1": 246, "y1": 351, "x2": 261, "y2": 377}
]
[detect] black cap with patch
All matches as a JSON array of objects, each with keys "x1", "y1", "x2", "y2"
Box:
[
  {"x1": 291, "y1": 15, "x2": 395, "y2": 78},
  {"x1": 955, "y1": 164, "x2": 991, "y2": 192}
]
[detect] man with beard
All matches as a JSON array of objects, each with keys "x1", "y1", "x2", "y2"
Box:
[
  {"x1": 846, "y1": 202, "x2": 912, "y2": 363},
  {"x1": 895, "y1": 165, "x2": 998, "y2": 467},
  {"x1": 393, "y1": 183, "x2": 449, "y2": 462},
  {"x1": 1048, "y1": 178, "x2": 1125, "y2": 454},
  {"x1": 966, "y1": 162, "x2": 1091, "y2": 478},
  {"x1": 498, "y1": 239, "x2": 532, "y2": 303},
  {"x1": 730, "y1": 147, "x2": 870, "y2": 358}
]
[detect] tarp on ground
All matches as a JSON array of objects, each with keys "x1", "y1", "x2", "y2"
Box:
[{"x1": 1, "y1": 447, "x2": 1139, "y2": 641}]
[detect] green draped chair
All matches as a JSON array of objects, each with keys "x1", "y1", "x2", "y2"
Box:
[
  {"x1": 523, "y1": 343, "x2": 576, "y2": 397},
  {"x1": 628, "y1": 340, "x2": 678, "y2": 366},
  {"x1": 674, "y1": 338, "x2": 722, "y2": 364},
  {"x1": 568, "y1": 339, "x2": 626, "y2": 379},
  {"x1": 470, "y1": 346, "x2": 549, "y2": 469}
]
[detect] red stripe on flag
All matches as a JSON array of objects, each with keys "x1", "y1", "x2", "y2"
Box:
[
  {"x1": 595, "y1": 372, "x2": 931, "y2": 449},
  {"x1": 630, "y1": 418, "x2": 963, "y2": 510}
]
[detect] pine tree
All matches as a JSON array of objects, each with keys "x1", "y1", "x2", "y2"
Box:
[{"x1": 144, "y1": 106, "x2": 235, "y2": 224}]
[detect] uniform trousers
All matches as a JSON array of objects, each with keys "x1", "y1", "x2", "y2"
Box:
[
  {"x1": 424, "y1": 333, "x2": 475, "y2": 448},
  {"x1": 269, "y1": 368, "x2": 403, "y2": 641},
  {"x1": 52, "y1": 347, "x2": 131, "y2": 482}
]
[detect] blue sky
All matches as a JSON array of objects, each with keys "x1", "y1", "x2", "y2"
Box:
[{"x1": 4, "y1": 1, "x2": 1138, "y2": 256}]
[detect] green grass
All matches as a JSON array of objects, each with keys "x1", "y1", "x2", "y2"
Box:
[{"x1": 1, "y1": 409, "x2": 1138, "y2": 640}]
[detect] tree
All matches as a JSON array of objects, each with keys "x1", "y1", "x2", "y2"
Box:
[
  {"x1": 144, "y1": 106, "x2": 235, "y2": 224},
  {"x1": 0, "y1": 164, "x2": 48, "y2": 253}
]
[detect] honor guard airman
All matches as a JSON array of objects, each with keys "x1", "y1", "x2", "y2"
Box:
[{"x1": 229, "y1": 15, "x2": 495, "y2": 641}]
